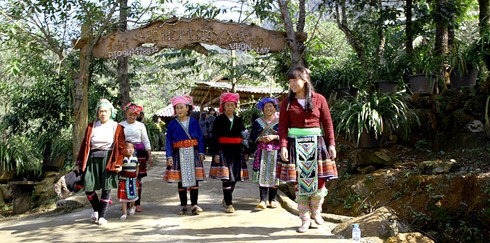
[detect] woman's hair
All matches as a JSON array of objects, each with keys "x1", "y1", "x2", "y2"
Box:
[{"x1": 286, "y1": 66, "x2": 315, "y2": 112}]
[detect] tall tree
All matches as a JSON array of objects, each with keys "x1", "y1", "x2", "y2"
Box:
[
  {"x1": 278, "y1": 0, "x2": 307, "y2": 67},
  {"x1": 73, "y1": 1, "x2": 118, "y2": 161},
  {"x1": 117, "y1": 0, "x2": 130, "y2": 110},
  {"x1": 480, "y1": 0, "x2": 490, "y2": 71}
]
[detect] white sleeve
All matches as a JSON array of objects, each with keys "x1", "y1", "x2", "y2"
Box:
[{"x1": 140, "y1": 122, "x2": 152, "y2": 150}]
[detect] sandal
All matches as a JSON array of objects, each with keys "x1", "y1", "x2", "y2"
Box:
[
  {"x1": 224, "y1": 205, "x2": 235, "y2": 213},
  {"x1": 268, "y1": 200, "x2": 279, "y2": 209},
  {"x1": 191, "y1": 205, "x2": 203, "y2": 215},
  {"x1": 255, "y1": 201, "x2": 266, "y2": 210},
  {"x1": 177, "y1": 206, "x2": 188, "y2": 215}
]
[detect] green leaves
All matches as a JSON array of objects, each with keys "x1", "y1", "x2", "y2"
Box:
[{"x1": 331, "y1": 90, "x2": 418, "y2": 145}]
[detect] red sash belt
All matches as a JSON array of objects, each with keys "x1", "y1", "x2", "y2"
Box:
[
  {"x1": 218, "y1": 137, "x2": 242, "y2": 144},
  {"x1": 173, "y1": 139, "x2": 198, "y2": 148}
]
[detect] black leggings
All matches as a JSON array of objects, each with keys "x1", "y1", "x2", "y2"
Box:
[
  {"x1": 178, "y1": 182, "x2": 199, "y2": 206},
  {"x1": 85, "y1": 190, "x2": 111, "y2": 218},
  {"x1": 259, "y1": 186, "x2": 278, "y2": 202},
  {"x1": 222, "y1": 181, "x2": 237, "y2": 206}
]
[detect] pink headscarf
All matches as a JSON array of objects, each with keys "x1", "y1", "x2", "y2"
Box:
[
  {"x1": 171, "y1": 95, "x2": 193, "y2": 115},
  {"x1": 171, "y1": 95, "x2": 193, "y2": 106},
  {"x1": 122, "y1": 102, "x2": 143, "y2": 115},
  {"x1": 219, "y1": 92, "x2": 239, "y2": 113}
]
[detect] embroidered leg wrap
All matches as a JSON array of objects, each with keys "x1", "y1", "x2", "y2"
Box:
[
  {"x1": 99, "y1": 190, "x2": 111, "y2": 218},
  {"x1": 223, "y1": 181, "x2": 233, "y2": 206},
  {"x1": 268, "y1": 187, "x2": 278, "y2": 202},
  {"x1": 190, "y1": 182, "x2": 199, "y2": 206},
  {"x1": 178, "y1": 182, "x2": 188, "y2": 206},
  {"x1": 85, "y1": 191, "x2": 100, "y2": 212},
  {"x1": 297, "y1": 194, "x2": 311, "y2": 222},
  {"x1": 259, "y1": 187, "x2": 268, "y2": 202},
  {"x1": 310, "y1": 191, "x2": 325, "y2": 216}
]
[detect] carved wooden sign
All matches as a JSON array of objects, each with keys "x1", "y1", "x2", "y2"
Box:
[{"x1": 77, "y1": 17, "x2": 300, "y2": 59}]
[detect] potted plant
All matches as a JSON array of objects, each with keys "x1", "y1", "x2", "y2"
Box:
[
  {"x1": 331, "y1": 90, "x2": 416, "y2": 148},
  {"x1": 331, "y1": 62, "x2": 366, "y2": 100},
  {"x1": 372, "y1": 59, "x2": 404, "y2": 94},
  {"x1": 448, "y1": 43, "x2": 480, "y2": 89},
  {"x1": 407, "y1": 50, "x2": 441, "y2": 95}
]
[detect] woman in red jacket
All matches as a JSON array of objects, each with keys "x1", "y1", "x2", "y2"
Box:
[
  {"x1": 76, "y1": 99, "x2": 126, "y2": 226},
  {"x1": 277, "y1": 66, "x2": 338, "y2": 233}
]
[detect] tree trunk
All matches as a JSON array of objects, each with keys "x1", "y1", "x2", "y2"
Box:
[
  {"x1": 406, "y1": 0, "x2": 414, "y2": 57},
  {"x1": 278, "y1": 0, "x2": 306, "y2": 67},
  {"x1": 118, "y1": 0, "x2": 130, "y2": 110},
  {"x1": 480, "y1": 0, "x2": 490, "y2": 71},
  {"x1": 335, "y1": 0, "x2": 367, "y2": 67},
  {"x1": 72, "y1": 4, "x2": 118, "y2": 162},
  {"x1": 375, "y1": 0, "x2": 385, "y2": 64},
  {"x1": 73, "y1": 25, "x2": 91, "y2": 162},
  {"x1": 434, "y1": 0, "x2": 449, "y2": 55}
]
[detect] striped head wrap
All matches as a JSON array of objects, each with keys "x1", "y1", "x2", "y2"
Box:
[
  {"x1": 122, "y1": 102, "x2": 144, "y2": 115},
  {"x1": 219, "y1": 93, "x2": 239, "y2": 113}
]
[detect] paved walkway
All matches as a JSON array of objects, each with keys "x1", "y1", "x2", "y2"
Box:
[{"x1": 0, "y1": 152, "x2": 351, "y2": 242}]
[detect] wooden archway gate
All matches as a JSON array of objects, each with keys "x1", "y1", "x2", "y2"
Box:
[{"x1": 72, "y1": 17, "x2": 305, "y2": 159}]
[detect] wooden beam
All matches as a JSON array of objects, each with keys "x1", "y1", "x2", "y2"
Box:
[{"x1": 74, "y1": 17, "x2": 305, "y2": 59}]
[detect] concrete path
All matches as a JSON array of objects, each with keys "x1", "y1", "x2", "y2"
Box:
[{"x1": 0, "y1": 152, "x2": 351, "y2": 242}]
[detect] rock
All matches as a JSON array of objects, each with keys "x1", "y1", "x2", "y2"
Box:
[
  {"x1": 386, "y1": 232, "x2": 435, "y2": 243},
  {"x1": 348, "y1": 149, "x2": 396, "y2": 173},
  {"x1": 332, "y1": 206, "x2": 411, "y2": 240},
  {"x1": 419, "y1": 160, "x2": 458, "y2": 175},
  {"x1": 464, "y1": 120, "x2": 484, "y2": 133},
  {"x1": 433, "y1": 132, "x2": 487, "y2": 151},
  {"x1": 0, "y1": 184, "x2": 12, "y2": 207},
  {"x1": 55, "y1": 193, "x2": 87, "y2": 211}
]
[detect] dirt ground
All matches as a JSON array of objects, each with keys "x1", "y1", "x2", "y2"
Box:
[{"x1": 0, "y1": 152, "x2": 353, "y2": 243}]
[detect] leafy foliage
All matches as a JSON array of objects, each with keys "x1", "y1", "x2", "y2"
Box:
[{"x1": 331, "y1": 90, "x2": 418, "y2": 144}]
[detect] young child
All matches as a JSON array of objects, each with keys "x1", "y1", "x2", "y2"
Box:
[
  {"x1": 117, "y1": 142, "x2": 140, "y2": 220},
  {"x1": 164, "y1": 95, "x2": 206, "y2": 215}
]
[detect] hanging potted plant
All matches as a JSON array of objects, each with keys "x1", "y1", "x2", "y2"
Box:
[{"x1": 331, "y1": 90, "x2": 417, "y2": 148}]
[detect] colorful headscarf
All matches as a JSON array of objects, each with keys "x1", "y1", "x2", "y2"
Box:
[
  {"x1": 171, "y1": 95, "x2": 193, "y2": 114},
  {"x1": 122, "y1": 102, "x2": 144, "y2": 115},
  {"x1": 219, "y1": 92, "x2": 239, "y2": 113},
  {"x1": 256, "y1": 97, "x2": 279, "y2": 111},
  {"x1": 171, "y1": 95, "x2": 193, "y2": 106},
  {"x1": 96, "y1": 98, "x2": 117, "y2": 119}
]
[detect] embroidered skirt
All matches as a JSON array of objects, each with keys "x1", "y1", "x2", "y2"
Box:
[
  {"x1": 252, "y1": 142, "x2": 280, "y2": 187},
  {"x1": 117, "y1": 178, "x2": 139, "y2": 202},
  {"x1": 209, "y1": 143, "x2": 249, "y2": 182},
  {"x1": 164, "y1": 143, "x2": 205, "y2": 186},
  {"x1": 276, "y1": 135, "x2": 338, "y2": 191},
  {"x1": 83, "y1": 150, "x2": 118, "y2": 191}
]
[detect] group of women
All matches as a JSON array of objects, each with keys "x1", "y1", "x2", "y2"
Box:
[
  {"x1": 163, "y1": 66, "x2": 338, "y2": 233},
  {"x1": 76, "y1": 66, "x2": 338, "y2": 233}
]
